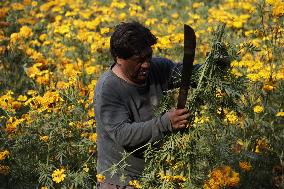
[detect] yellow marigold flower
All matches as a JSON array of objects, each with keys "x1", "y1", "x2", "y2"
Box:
[
  {"x1": 0, "y1": 164, "x2": 10, "y2": 175},
  {"x1": 12, "y1": 101, "x2": 22, "y2": 109},
  {"x1": 174, "y1": 175, "x2": 186, "y2": 182},
  {"x1": 27, "y1": 90, "x2": 37, "y2": 96},
  {"x1": 5, "y1": 117, "x2": 25, "y2": 133},
  {"x1": 0, "y1": 150, "x2": 9, "y2": 161},
  {"x1": 192, "y1": 2, "x2": 204, "y2": 8},
  {"x1": 216, "y1": 107, "x2": 222, "y2": 114},
  {"x1": 96, "y1": 174, "x2": 105, "y2": 182},
  {"x1": 19, "y1": 26, "x2": 33, "y2": 38},
  {"x1": 0, "y1": 8, "x2": 8, "y2": 19},
  {"x1": 171, "y1": 13, "x2": 179, "y2": 19},
  {"x1": 262, "y1": 84, "x2": 274, "y2": 92},
  {"x1": 40, "y1": 136, "x2": 49, "y2": 142},
  {"x1": 111, "y1": 1, "x2": 126, "y2": 9},
  {"x1": 23, "y1": 0, "x2": 31, "y2": 5},
  {"x1": 56, "y1": 81, "x2": 70, "y2": 89},
  {"x1": 39, "y1": 34, "x2": 48, "y2": 42},
  {"x1": 129, "y1": 179, "x2": 142, "y2": 188},
  {"x1": 272, "y1": 2, "x2": 284, "y2": 17},
  {"x1": 225, "y1": 111, "x2": 238, "y2": 124},
  {"x1": 204, "y1": 166, "x2": 239, "y2": 188},
  {"x1": 85, "y1": 66, "x2": 100, "y2": 75},
  {"x1": 88, "y1": 133, "x2": 97, "y2": 142},
  {"x1": 256, "y1": 138, "x2": 270, "y2": 152},
  {"x1": 215, "y1": 89, "x2": 225, "y2": 98},
  {"x1": 100, "y1": 27, "x2": 110, "y2": 35},
  {"x1": 276, "y1": 111, "x2": 284, "y2": 116},
  {"x1": 266, "y1": 0, "x2": 280, "y2": 5},
  {"x1": 31, "y1": 1, "x2": 38, "y2": 7},
  {"x1": 83, "y1": 164, "x2": 89, "y2": 173},
  {"x1": 239, "y1": 161, "x2": 252, "y2": 171},
  {"x1": 88, "y1": 109, "x2": 95, "y2": 118},
  {"x1": 10, "y1": 33, "x2": 20, "y2": 44},
  {"x1": 52, "y1": 168, "x2": 66, "y2": 183},
  {"x1": 210, "y1": 169, "x2": 223, "y2": 184},
  {"x1": 0, "y1": 46, "x2": 5, "y2": 54},
  {"x1": 17, "y1": 95, "x2": 27, "y2": 102},
  {"x1": 227, "y1": 171, "x2": 240, "y2": 187},
  {"x1": 232, "y1": 21, "x2": 243, "y2": 28},
  {"x1": 40, "y1": 187, "x2": 48, "y2": 189},
  {"x1": 11, "y1": 3, "x2": 25, "y2": 11},
  {"x1": 254, "y1": 105, "x2": 264, "y2": 113},
  {"x1": 119, "y1": 13, "x2": 127, "y2": 20}
]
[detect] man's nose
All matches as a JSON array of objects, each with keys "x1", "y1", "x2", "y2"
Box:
[{"x1": 141, "y1": 61, "x2": 150, "y2": 69}]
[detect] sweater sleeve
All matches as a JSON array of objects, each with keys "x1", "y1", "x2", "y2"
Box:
[{"x1": 96, "y1": 80, "x2": 172, "y2": 148}]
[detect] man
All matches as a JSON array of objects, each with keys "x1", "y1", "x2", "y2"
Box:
[{"x1": 94, "y1": 21, "x2": 199, "y2": 188}]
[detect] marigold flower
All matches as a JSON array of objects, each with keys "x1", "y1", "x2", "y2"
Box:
[
  {"x1": 31, "y1": 1, "x2": 38, "y2": 7},
  {"x1": 88, "y1": 133, "x2": 97, "y2": 142},
  {"x1": 52, "y1": 168, "x2": 66, "y2": 183},
  {"x1": 225, "y1": 111, "x2": 238, "y2": 124},
  {"x1": 10, "y1": 33, "x2": 20, "y2": 44},
  {"x1": 254, "y1": 105, "x2": 264, "y2": 113},
  {"x1": 17, "y1": 95, "x2": 28, "y2": 102},
  {"x1": 100, "y1": 27, "x2": 110, "y2": 35},
  {"x1": 19, "y1": 26, "x2": 33, "y2": 38},
  {"x1": 5, "y1": 117, "x2": 25, "y2": 133},
  {"x1": 276, "y1": 111, "x2": 284, "y2": 117},
  {"x1": 40, "y1": 136, "x2": 49, "y2": 142},
  {"x1": 227, "y1": 171, "x2": 240, "y2": 186},
  {"x1": 0, "y1": 150, "x2": 9, "y2": 161},
  {"x1": 215, "y1": 89, "x2": 225, "y2": 98},
  {"x1": 0, "y1": 8, "x2": 8, "y2": 19},
  {"x1": 262, "y1": 84, "x2": 274, "y2": 92},
  {"x1": 255, "y1": 138, "x2": 269, "y2": 153},
  {"x1": 96, "y1": 174, "x2": 105, "y2": 182},
  {"x1": 129, "y1": 179, "x2": 142, "y2": 188},
  {"x1": 239, "y1": 161, "x2": 252, "y2": 171},
  {"x1": 39, "y1": 34, "x2": 48, "y2": 42},
  {"x1": 12, "y1": 101, "x2": 22, "y2": 109},
  {"x1": 83, "y1": 164, "x2": 89, "y2": 173},
  {"x1": 11, "y1": 3, "x2": 25, "y2": 11},
  {"x1": 272, "y1": 2, "x2": 284, "y2": 17},
  {"x1": 204, "y1": 166, "x2": 240, "y2": 189}
]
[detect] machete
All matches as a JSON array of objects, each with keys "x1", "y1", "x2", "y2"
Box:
[{"x1": 177, "y1": 24, "x2": 196, "y2": 109}]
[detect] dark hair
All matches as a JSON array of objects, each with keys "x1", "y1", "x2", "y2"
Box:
[{"x1": 110, "y1": 22, "x2": 157, "y2": 62}]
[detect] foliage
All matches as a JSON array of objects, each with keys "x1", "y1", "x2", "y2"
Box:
[{"x1": 0, "y1": 0, "x2": 283, "y2": 188}]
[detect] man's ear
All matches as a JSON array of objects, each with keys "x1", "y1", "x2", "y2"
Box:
[{"x1": 116, "y1": 57, "x2": 123, "y2": 66}]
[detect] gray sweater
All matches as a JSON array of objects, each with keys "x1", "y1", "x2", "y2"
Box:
[{"x1": 94, "y1": 57, "x2": 198, "y2": 186}]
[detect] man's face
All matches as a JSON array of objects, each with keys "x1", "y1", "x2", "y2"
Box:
[{"x1": 116, "y1": 48, "x2": 152, "y2": 85}]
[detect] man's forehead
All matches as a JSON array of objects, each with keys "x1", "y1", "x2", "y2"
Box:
[{"x1": 135, "y1": 47, "x2": 153, "y2": 58}]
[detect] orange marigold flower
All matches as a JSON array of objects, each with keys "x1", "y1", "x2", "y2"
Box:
[
  {"x1": 96, "y1": 174, "x2": 105, "y2": 182},
  {"x1": 239, "y1": 161, "x2": 252, "y2": 171}
]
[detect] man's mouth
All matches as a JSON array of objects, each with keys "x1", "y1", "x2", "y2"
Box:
[{"x1": 139, "y1": 71, "x2": 148, "y2": 76}]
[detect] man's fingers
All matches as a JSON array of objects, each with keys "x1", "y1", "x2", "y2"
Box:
[
  {"x1": 178, "y1": 120, "x2": 188, "y2": 125},
  {"x1": 178, "y1": 123, "x2": 187, "y2": 129},
  {"x1": 173, "y1": 113, "x2": 190, "y2": 123},
  {"x1": 175, "y1": 108, "x2": 189, "y2": 116}
]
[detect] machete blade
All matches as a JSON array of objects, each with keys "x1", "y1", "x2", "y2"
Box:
[{"x1": 177, "y1": 24, "x2": 196, "y2": 109}]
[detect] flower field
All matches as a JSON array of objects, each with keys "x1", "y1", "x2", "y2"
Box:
[{"x1": 0, "y1": 0, "x2": 283, "y2": 188}]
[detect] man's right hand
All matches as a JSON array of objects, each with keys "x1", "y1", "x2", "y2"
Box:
[{"x1": 166, "y1": 108, "x2": 190, "y2": 130}]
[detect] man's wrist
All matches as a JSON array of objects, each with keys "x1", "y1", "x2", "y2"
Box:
[{"x1": 160, "y1": 113, "x2": 172, "y2": 132}]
